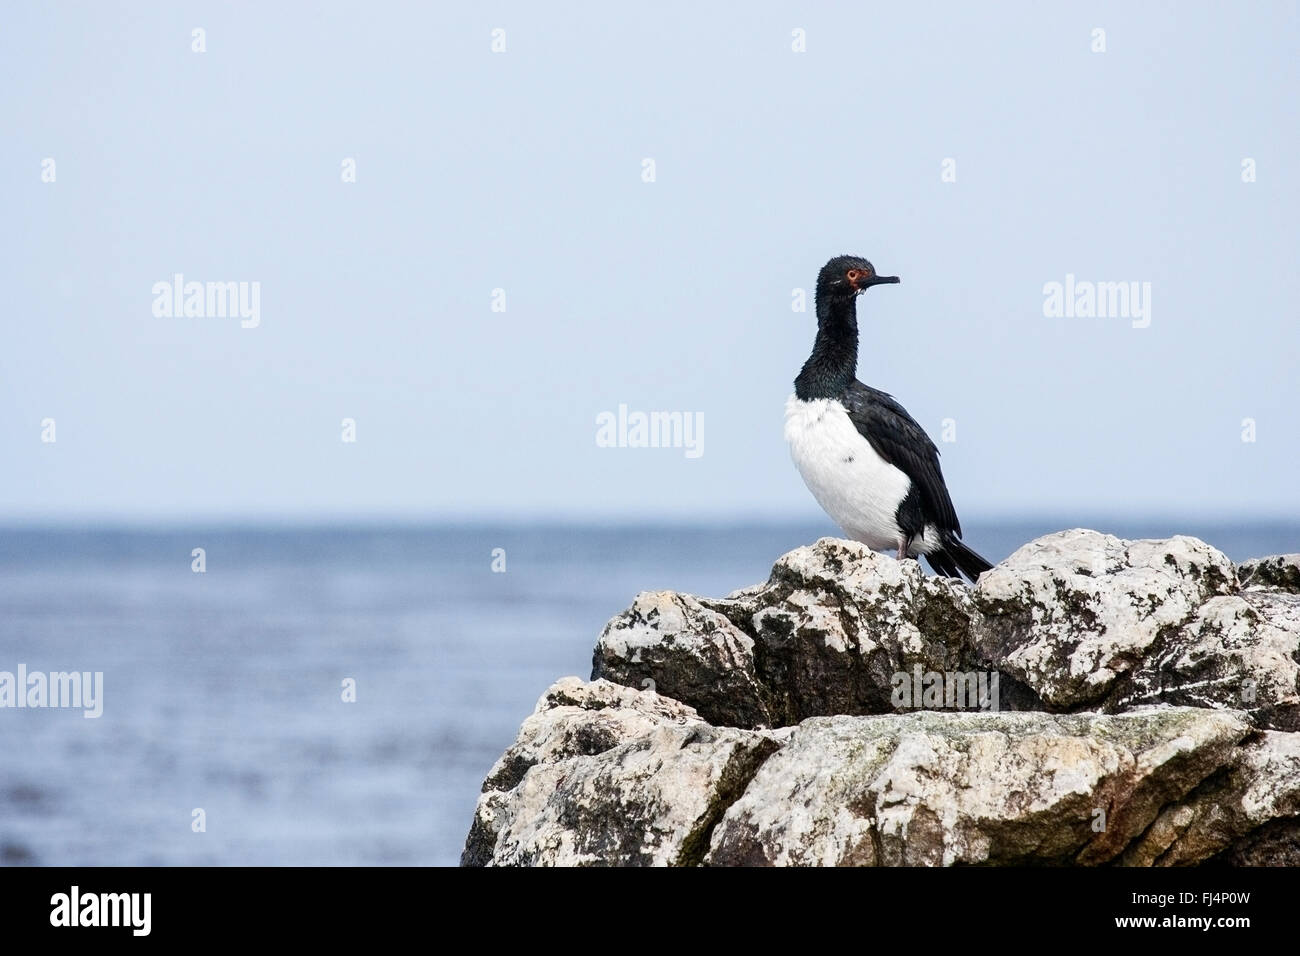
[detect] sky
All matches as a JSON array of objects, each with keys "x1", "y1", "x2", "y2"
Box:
[{"x1": 2, "y1": 1, "x2": 1297, "y2": 523}]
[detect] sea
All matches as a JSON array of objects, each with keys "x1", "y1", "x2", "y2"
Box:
[{"x1": 0, "y1": 519, "x2": 1295, "y2": 867}]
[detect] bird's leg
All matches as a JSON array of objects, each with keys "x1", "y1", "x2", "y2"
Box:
[{"x1": 896, "y1": 536, "x2": 910, "y2": 561}]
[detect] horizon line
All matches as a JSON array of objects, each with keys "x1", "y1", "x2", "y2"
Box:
[{"x1": 0, "y1": 510, "x2": 1297, "y2": 531}]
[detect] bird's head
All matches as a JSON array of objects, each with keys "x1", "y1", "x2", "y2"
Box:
[{"x1": 816, "y1": 255, "x2": 900, "y2": 300}]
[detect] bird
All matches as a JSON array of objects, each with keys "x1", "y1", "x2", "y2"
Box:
[{"x1": 784, "y1": 254, "x2": 992, "y2": 582}]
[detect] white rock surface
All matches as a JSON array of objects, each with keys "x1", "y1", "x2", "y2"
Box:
[{"x1": 972, "y1": 530, "x2": 1236, "y2": 708}]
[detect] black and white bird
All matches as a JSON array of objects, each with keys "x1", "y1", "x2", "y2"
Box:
[{"x1": 785, "y1": 254, "x2": 992, "y2": 582}]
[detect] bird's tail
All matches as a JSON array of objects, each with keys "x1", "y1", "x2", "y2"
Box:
[{"x1": 926, "y1": 534, "x2": 993, "y2": 583}]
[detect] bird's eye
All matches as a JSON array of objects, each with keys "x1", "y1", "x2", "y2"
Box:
[{"x1": 846, "y1": 270, "x2": 860, "y2": 280}]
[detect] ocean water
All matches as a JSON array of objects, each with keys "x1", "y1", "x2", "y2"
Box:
[{"x1": 0, "y1": 519, "x2": 1295, "y2": 867}]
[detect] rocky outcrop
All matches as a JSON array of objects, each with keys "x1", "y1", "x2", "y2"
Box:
[
  {"x1": 465, "y1": 531, "x2": 1300, "y2": 866},
  {"x1": 460, "y1": 678, "x2": 782, "y2": 867}
]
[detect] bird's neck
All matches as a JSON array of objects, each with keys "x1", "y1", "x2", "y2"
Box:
[{"x1": 795, "y1": 294, "x2": 858, "y2": 400}]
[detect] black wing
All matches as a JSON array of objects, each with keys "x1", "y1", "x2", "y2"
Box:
[{"x1": 841, "y1": 381, "x2": 961, "y2": 536}]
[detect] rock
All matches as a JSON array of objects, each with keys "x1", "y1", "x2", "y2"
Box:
[
  {"x1": 717, "y1": 540, "x2": 986, "y2": 724},
  {"x1": 1120, "y1": 591, "x2": 1300, "y2": 731},
  {"x1": 594, "y1": 538, "x2": 1012, "y2": 727},
  {"x1": 591, "y1": 591, "x2": 772, "y2": 728},
  {"x1": 465, "y1": 531, "x2": 1300, "y2": 866},
  {"x1": 1239, "y1": 554, "x2": 1300, "y2": 593},
  {"x1": 1122, "y1": 730, "x2": 1300, "y2": 866},
  {"x1": 971, "y1": 530, "x2": 1236, "y2": 709},
  {"x1": 461, "y1": 678, "x2": 781, "y2": 866},
  {"x1": 594, "y1": 531, "x2": 1299, "y2": 730},
  {"x1": 707, "y1": 708, "x2": 1248, "y2": 866}
]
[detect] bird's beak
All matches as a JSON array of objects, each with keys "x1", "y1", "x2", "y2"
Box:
[{"x1": 863, "y1": 275, "x2": 900, "y2": 287}]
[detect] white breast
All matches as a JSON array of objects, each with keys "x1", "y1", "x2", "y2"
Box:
[{"x1": 784, "y1": 395, "x2": 914, "y2": 552}]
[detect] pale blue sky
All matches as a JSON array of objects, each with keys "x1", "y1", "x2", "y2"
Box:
[{"x1": 2, "y1": 1, "x2": 1297, "y2": 522}]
